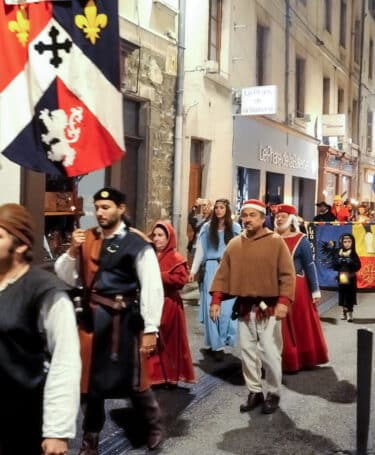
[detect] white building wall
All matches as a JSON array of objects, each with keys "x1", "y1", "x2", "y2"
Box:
[
  {"x1": 183, "y1": 0, "x2": 234, "y2": 203},
  {"x1": 0, "y1": 156, "x2": 21, "y2": 204}
]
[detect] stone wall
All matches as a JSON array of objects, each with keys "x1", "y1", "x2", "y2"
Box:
[{"x1": 123, "y1": 40, "x2": 177, "y2": 231}]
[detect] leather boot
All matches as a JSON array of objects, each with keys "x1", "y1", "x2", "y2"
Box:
[
  {"x1": 239, "y1": 391, "x2": 264, "y2": 413},
  {"x1": 131, "y1": 389, "x2": 164, "y2": 450},
  {"x1": 77, "y1": 432, "x2": 99, "y2": 455}
]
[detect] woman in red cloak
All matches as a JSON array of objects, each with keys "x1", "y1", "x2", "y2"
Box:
[{"x1": 148, "y1": 221, "x2": 196, "y2": 386}]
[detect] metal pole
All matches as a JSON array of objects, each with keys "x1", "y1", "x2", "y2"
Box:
[
  {"x1": 356, "y1": 0, "x2": 366, "y2": 200},
  {"x1": 172, "y1": 0, "x2": 186, "y2": 234},
  {"x1": 284, "y1": 0, "x2": 290, "y2": 124},
  {"x1": 356, "y1": 328, "x2": 373, "y2": 454}
]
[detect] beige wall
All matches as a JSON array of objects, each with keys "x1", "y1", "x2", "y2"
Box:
[{"x1": 0, "y1": 156, "x2": 21, "y2": 204}]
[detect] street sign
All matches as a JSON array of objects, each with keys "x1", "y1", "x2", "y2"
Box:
[{"x1": 241, "y1": 85, "x2": 277, "y2": 116}]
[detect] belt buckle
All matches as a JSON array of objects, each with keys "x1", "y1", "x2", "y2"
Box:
[{"x1": 115, "y1": 295, "x2": 127, "y2": 309}]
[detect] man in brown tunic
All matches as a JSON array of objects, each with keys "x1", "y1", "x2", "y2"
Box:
[{"x1": 210, "y1": 199, "x2": 295, "y2": 414}]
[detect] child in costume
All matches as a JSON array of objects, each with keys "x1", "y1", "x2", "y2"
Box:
[{"x1": 333, "y1": 233, "x2": 361, "y2": 322}]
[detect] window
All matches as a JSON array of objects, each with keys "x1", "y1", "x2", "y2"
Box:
[
  {"x1": 354, "y1": 20, "x2": 361, "y2": 64},
  {"x1": 295, "y1": 57, "x2": 305, "y2": 118},
  {"x1": 208, "y1": 0, "x2": 223, "y2": 64},
  {"x1": 339, "y1": 0, "x2": 347, "y2": 48},
  {"x1": 256, "y1": 23, "x2": 269, "y2": 86},
  {"x1": 367, "y1": 111, "x2": 373, "y2": 154},
  {"x1": 324, "y1": 0, "x2": 332, "y2": 33},
  {"x1": 323, "y1": 77, "x2": 330, "y2": 114},
  {"x1": 338, "y1": 88, "x2": 344, "y2": 113},
  {"x1": 123, "y1": 99, "x2": 140, "y2": 138},
  {"x1": 352, "y1": 99, "x2": 358, "y2": 144},
  {"x1": 369, "y1": 39, "x2": 374, "y2": 80}
]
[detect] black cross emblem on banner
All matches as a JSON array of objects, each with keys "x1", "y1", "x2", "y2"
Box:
[{"x1": 34, "y1": 26, "x2": 72, "y2": 68}]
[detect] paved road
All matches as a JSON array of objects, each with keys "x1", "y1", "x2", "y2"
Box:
[{"x1": 68, "y1": 290, "x2": 375, "y2": 455}]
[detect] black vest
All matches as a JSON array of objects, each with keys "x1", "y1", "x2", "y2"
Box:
[
  {"x1": 94, "y1": 231, "x2": 149, "y2": 296},
  {"x1": 0, "y1": 267, "x2": 70, "y2": 391}
]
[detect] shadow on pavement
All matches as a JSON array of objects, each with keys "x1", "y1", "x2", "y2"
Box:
[
  {"x1": 217, "y1": 408, "x2": 342, "y2": 455},
  {"x1": 109, "y1": 386, "x2": 196, "y2": 446},
  {"x1": 197, "y1": 350, "x2": 245, "y2": 386},
  {"x1": 282, "y1": 366, "x2": 356, "y2": 403},
  {"x1": 320, "y1": 316, "x2": 340, "y2": 325},
  {"x1": 352, "y1": 317, "x2": 375, "y2": 324}
]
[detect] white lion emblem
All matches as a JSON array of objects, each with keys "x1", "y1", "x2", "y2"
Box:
[{"x1": 39, "y1": 107, "x2": 83, "y2": 167}]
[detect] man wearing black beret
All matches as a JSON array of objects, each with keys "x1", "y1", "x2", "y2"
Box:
[{"x1": 55, "y1": 187, "x2": 164, "y2": 453}]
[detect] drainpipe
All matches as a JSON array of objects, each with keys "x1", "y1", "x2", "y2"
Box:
[
  {"x1": 172, "y1": 0, "x2": 186, "y2": 233},
  {"x1": 285, "y1": 0, "x2": 290, "y2": 123},
  {"x1": 356, "y1": 0, "x2": 365, "y2": 199}
]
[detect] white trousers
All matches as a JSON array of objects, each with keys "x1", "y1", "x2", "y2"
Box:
[{"x1": 238, "y1": 312, "x2": 283, "y2": 396}]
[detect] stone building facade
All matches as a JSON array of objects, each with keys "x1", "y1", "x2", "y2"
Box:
[{"x1": 118, "y1": 3, "x2": 178, "y2": 232}]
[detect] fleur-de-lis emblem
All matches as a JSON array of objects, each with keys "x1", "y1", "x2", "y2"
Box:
[
  {"x1": 75, "y1": 0, "x2": 108, "y2": 45},
  {"x1": 8, "y1": 7, "x2": 30, "y2": 47}
]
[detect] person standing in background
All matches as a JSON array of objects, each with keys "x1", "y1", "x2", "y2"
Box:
[
  {"x1": 189, "y1": 198, "x2": 241, "y2": 361},
  {"x1": 355, "y1": 204, "x2": 370, "y2": 222},
  {"x1": 313, "y1": 201, "x2": 336, "y2": 222},
  {"x1": 187, "y1": 198, "x2": 212, "y2": 261},
  {"x1": 148, "y1": 221, "x2": 196, "y2": 387},
  {"x1": 275, "y1": 204, "x2": 328, "y2": 373},
  {"x1": 55, "y1": 187, "x2": 164, "y2": 453},
  {"x1": 0, "y1": 203, "x2": 81, "y2": 455},
  {"x1": 331, "y1": 195, "x2": 350, "y2": 221}
]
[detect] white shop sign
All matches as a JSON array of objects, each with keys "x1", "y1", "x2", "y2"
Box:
[{"x1": 241, "y1": 85, "x2": 277, "y2": 116}]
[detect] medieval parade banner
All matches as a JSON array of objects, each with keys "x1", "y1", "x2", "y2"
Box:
[
  {"x1": 0, "y1": 0, "x2": 125, "y2": 176},
  {"x1": 307, "y1": 222, "x2": 375, "y2": 290}
]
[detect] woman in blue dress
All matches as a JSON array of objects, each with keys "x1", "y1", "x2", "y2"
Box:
[{"x1": 189, "y1": 198, "x2": 241, "y2": 361}]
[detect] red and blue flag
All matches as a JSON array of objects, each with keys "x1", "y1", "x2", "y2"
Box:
[{"x1": 0, "y1": 0, "x2": 125, "y2": 176}]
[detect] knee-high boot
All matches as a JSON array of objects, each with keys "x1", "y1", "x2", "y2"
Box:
[
  {"x1": 77, "y1": 432, "x2": 99, "y2": 455},
  {"x1": 131, "y1": 389, "x2": 164, "y2": 450}
]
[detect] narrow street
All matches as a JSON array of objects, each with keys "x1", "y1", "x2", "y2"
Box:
[{"x1": 69, "y1": 290, "x2": 375, "y2": 455}]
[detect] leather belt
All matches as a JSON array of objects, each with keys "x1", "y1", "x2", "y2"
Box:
[
  {"x1": 236, "y1": 296, "x2": 278, "y2": 307},
  {"x1": 90, "y1": 292, "x2": 137, "y2": 311},
  {"x1": 90, "y1": 292, "x2": 138, "y2": 362}
]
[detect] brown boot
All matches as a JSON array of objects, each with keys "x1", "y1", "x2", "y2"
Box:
[
  {"x1": 131, "y1": 389, "x2": 164, "y2": 450},
  {"x1": 77, "y1": 432, "x2": 99, "y2": 455}
]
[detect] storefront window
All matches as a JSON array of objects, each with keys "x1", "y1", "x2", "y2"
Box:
[{"x1": 325, "y1": 172, "x2": 338, "y2": 204}]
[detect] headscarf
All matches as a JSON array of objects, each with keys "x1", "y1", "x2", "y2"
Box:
[
  {"x1": 150, "y1": 220, "x2": 187, "y2": 272},
  {"x1": 0, "y1": 203, "x2": 35, "y2": 247}
]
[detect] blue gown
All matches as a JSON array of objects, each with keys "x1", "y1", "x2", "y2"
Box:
[{"x1": 197, "y1": 222, "x2": 241, "y2": 351}]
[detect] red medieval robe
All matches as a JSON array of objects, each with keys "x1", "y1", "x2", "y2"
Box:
[
  {"x1": 148, "y1": 221, "x2": 196, "y2": 386},
  {"x1": 281, "y1": 232, "x2": 329, "y2": 372}
]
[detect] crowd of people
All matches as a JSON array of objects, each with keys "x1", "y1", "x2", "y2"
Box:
[
  {"x1": 313, "y1": 195, "x2": 375, "y2": 222},
  {"x1": 0, "y1": 188, "x2": 366, "y2": 454}
]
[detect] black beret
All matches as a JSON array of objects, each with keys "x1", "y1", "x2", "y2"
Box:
[{"x1": 93, "y1": 187, "x2": 126, "y2": 205}]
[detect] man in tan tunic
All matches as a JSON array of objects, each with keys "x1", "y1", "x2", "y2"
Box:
[{"x1": 210, "y1": 199, "x2": 295, "y2": 414}]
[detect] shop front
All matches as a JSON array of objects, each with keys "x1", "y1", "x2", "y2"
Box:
[
  {"x1": 317, "y1": 145, "x2": 357, "y2": 205},
  {"x1": 233, "y1": 116, "x2": 319, "y2": 221}
]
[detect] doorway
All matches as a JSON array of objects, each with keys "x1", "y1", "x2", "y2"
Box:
[
  {"x1": 292, "y1": 176, "x2": 316, "y2": 220},
  {"x1": 265, "y1": 171, "x2": 284, "y2": 205}
]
